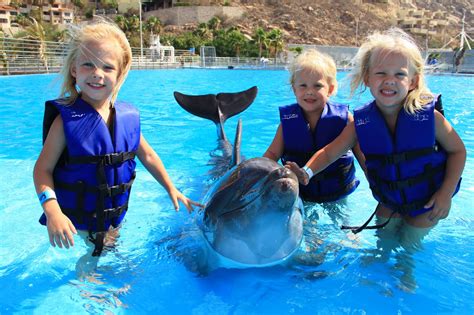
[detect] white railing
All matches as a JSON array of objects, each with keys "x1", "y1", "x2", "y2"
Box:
[{"x1": 0, "y1": 37, "x2": 288, "y2": 75}]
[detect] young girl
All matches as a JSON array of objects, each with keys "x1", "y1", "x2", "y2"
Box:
[
  {"x1": 33, "y1": 21, "x2": 201, "y2": 257},
  {"x1": 286, "y1": 29, "x2": 466, "y2": 237},
  {"x1": 264, "y1": 49, "x2": 364, "y2": 203}
]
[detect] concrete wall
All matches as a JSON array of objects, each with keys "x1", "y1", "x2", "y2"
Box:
[{"x1": 143, "y1": 6, "x2": 244, "y2": 25}]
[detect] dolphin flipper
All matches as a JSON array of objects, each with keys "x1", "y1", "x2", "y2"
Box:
[{"x1": 174, "y1": 86, "x2": 257, "y2": 140}]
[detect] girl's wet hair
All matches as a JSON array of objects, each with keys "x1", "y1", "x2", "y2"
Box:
[
  {"x1": 59, "y1": 20, "x2": 132, "y2": 105},
  {"x1": 290, "y1": 49, "x2": 338, "y2": 96},
  {"x1": 349, "y1": 27, "x2": 432, "y2": 113}
]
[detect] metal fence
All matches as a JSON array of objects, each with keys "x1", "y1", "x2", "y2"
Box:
[
  {"x1": 0, "y1": 37, "x2": 285, "y2": 75},
  {"x1": 2, "y1": 37, "x2": 472, "y2": 75}
]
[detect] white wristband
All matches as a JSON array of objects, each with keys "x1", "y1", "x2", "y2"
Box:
[
  {"x1": 303, "y1": 166, "x2": 314, "y2": 180},
  {"x1": 38, "y1": 189, "x2": 57, "y2": 205}
]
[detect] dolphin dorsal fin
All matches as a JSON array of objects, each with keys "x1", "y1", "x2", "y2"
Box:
[{"x1": 231, "y1": 119, "x2": 242, "y2": 167}]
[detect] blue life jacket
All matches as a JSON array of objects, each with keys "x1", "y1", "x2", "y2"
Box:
[
  {"x1": 353, "y1": 96, "x2": 460, "y2": 216},
  {"x1": 39, "y1": 98, "x2": 140, "y2": 254},
  {"x1": 280, "y1": 103, "x2": 359, "y2": 202}
]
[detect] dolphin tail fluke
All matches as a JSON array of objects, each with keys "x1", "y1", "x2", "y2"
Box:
[
  {"x1": 231, "y1": 119, "x2": 242, "y2": 167},
  {"x1": 173, "y1": 86, "x2": 258, "y2": 140}
]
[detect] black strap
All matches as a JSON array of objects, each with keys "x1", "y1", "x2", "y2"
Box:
[
  {"x1": 368, "y1": 164, "x2": 444, "y2": 191},
  {"x1": 55, "y1": 172, "x2": 136, "y2": 197},
  {"x1": 89, "y1": 231, "x2": 106, "y2": 257},
  {"x1": 68, "y1": 151, "x2": 136, "y2": 166},
  {"x1": 364, "y1": 146, "x2": 437, "y2": 165},
  {"x1": 341, "y1": 210, "x2": 396, "y2": 234},
  {"x1": 370, "y1": 184, "x2": 431, "y2": 216},
  {"x1": 62, "y1": 202, "x2": 128, "y2": 226}
]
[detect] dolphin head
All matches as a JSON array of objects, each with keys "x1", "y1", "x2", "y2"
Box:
[{"x1": 201, "y1": 157, "x2": 303, "y2": 267}]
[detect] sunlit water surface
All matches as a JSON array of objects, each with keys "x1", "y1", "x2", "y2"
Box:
[{"x1": 0, "y1": 70, "x2": 473, "y2": 314}]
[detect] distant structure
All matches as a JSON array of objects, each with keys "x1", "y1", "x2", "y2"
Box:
[
  {"x1": 397, "y1": 8, "x2": 451, "y2": 42},
  {"x1": 0, "y1": 3, "x2": 19, "y2": 33},
  {"x1": 0, "y1": 0, "x2": 74, "y2": 35},
  {"x1": 149, "y1": 34, "x2": 175, "y2": 62}
]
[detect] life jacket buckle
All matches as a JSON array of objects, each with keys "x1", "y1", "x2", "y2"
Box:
[{"x1": 103, "y1": 153, "x2": 123, "y2": 166}]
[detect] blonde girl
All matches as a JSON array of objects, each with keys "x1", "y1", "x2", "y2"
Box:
[
  {"x1": 264, "y1": 49, "x2": 364, "y2": 203},
  {"x1": 33, "y1": 21, "x2": 201, "y2": 257}
]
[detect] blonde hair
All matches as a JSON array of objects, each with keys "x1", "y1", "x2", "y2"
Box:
[
  {"x1": 350, "y1": 28, "x2": 432, "y2": 114},
  {"x1": 59, "y1": 20, "x2": 132, "y2": 105},
  {"x1": 290, "y1": 49, "x2": 338, "y2": 96}
]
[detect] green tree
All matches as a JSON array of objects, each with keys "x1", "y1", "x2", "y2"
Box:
[
  {"x1": 207, "y1": 16, "x2": 221, "y2": 32},
  {"x1": 145, "y1": 16, "x2": 162, "y2": 35},
  {"x1": 252, "y1": 27, "x2": 267, "y2": 58},
  {"x1": 226, "y1": 28, "x2": 246, "y2": 57},
  {"x1": 267, "y1": 28, "x2": 283, "y2": 58},
  {"x1": 193, "y1": 22, "x2": 213, "y2": 42},
  {"x1": 115, "y1": 15, "x2": 128, "y2": 32},
  {"x1": 72, "y1": 0, "x2": 87, "y2": 9},
  {"x1": 22, "y1": 18, "x2": 49, "y2": 72},
  {"x1": 100, "y1": 0, "x2": 117, "y2": 9}
]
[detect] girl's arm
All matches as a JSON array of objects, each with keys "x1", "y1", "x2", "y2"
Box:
[
  {"x1": 348, "y1": 113, "x2": 367, "y2": 175},
  {"x1": 33, "y1": 115, "x2": 77, "y2": 249},
  {"x1": 424, "y1": 110, "x2": 466, "y2": 221},
  {"x1": 263, "y1": 124, "x2": 284, "y2": 161},
  {"x1": 286, "y1": 121, "x2": 358, "y2": 185},
  {"x1": 136, "y1": 134, "x2": 202, "y2": 213}
]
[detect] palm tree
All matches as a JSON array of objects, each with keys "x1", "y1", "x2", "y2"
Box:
[
  {"x1": 227, "y1": 28, "x2": 246, "y2": 57},
  {"x1": 145, "y1": 16, "x2": 162, "y2": 35},
  {"x1": 23, "y1": 18, "x2": 49, "y2": 72},
  {"x1": 207, "y1": 16, "x2": 221, "y2": 32},
  {"x1": 115, "y1": 15, "x2": 128, "y2": 32},
  {"x1": 0, "y1": 32, "x2": 10, "y2": 75},
  {"x1": 194, "y1": 22, "x2": 213, "y2": 42},
  {"x1": 267, "y1": 28, "x2": 284, "y2": 59},
  {"x1": 253, "y1": 27, "x2": 267, "y2": 58}
]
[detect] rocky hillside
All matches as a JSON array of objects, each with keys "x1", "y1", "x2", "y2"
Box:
[{"x1": 174, "y1": 0, "x2": 473, "y2": 48}]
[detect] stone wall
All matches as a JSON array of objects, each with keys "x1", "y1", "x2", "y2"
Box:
[{"x1": 143, "y1": 6, "x2": 244, "y2": 25}]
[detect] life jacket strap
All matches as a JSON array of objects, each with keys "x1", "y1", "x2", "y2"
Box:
[
  {"x1": 55, "y1": 172, "x2": 136, "y2": 197},
  {"x1": 368, "y1": 164, "x2": 444, "y2": 190},
  {"x1": 370, "y1": 183, "x2": 431, "y2": 215},
  {"x1": 364, "y1": 146, "x2": 438, "y2": 165},
  {"x1": 89, "y1": 231, "x2": 106, "y2": 257},
  {"x1": 67, "y1": 151, "x2": 136, "y2": 166},
  {"x1": 341, "y1": 210, "x2": 396, "y2": 234}
]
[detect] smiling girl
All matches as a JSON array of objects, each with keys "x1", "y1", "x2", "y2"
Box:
[
  {"x1": 264, "y1": 49, "x2": 364, "y2": 204},
  {"x1": 33, "y1": 21, "x2": 200, "y2": 259}
]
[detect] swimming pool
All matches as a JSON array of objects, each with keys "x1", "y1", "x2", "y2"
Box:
[{"x1": 0, "y1": 69, "x2": 473, "y2": 314}]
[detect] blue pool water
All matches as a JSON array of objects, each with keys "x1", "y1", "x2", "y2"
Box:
[{"x1": 0, "y1": 69, "x2": 473, "y2": 314}]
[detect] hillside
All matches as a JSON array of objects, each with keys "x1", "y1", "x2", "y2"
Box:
[{"x1": 166, "y1": 0, "x2": 473, "y2": 48}]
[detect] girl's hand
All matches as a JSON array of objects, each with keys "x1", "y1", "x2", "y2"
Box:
[
  {"x1": 169, "y1": 188, "x2": 204, "y2": 213},
  {"x1": 424, "y1": 189, "x2": 452, "y2": 222},
  {"x1": 285, "y1": 161, "x2": 309, "y2": 185},
  {"x1": 45, "y1": 209, "x2": 77, "y2": 249}
]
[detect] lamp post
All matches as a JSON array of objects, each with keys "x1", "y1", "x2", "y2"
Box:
[{"x1": 138, "y1": 0, "x2": 143, "y2": 62}]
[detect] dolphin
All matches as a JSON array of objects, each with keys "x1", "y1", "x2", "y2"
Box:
[{"x1": 174, "y1": 86, "x2": 304, "y2": 268}]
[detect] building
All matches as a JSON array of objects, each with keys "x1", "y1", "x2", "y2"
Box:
[
  {"x1": 397, "y1": 8, "x2": 450, "y2": 39},
  {"x1": 0, "y1": 0, "x2": 74, "y2": 34},
  {"x1": 0, "y1": 4, "x2": 19, "y2": 33},
  {"x1": 18, "y1": 1, "x2": 74, "y2": 25}
]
